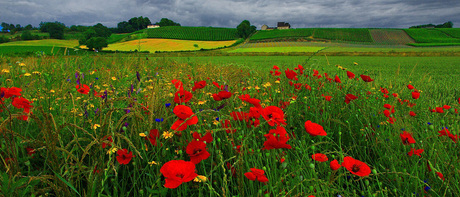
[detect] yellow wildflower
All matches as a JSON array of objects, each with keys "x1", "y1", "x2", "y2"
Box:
[
  {"x1": 18, "y1": 62, "x2": 26, "y2": 67},
  {"x1": 254, "y1": 86, "x2": 260, "y2": 90},
  {"x1": 111, "y1": 77, "x2": 117, "y2": 81},
  {"x1": 90, "y1": 71, "x2": 95, "y2": 75},
  {"x1": 198, "y1": 100, "x2": 206, "y2": 105},
  {"x1": 213, "y1": 120, "x2": 220, "y2": 125},
  {"x1": 32, "y1": 71, "x2": 41, "y2": 75},
  {"x1": 50, "y1": 90, "x2": 55, "y2": 93},
  {"x1": 262, "y1": 82, "x2": 271, "y2": 88},
  {"x1": 275, "y1": 80, "x2": 280, "y2": 84},
  {"x1": 148, "y1": 161, "x2": 158, "y2": 166},
  {"x1": 139, "y1": 133, "x2": 147, "y2": 137},
  {"x1": 107, "y1": 147, "x2": 118, "y2": 155},
  {"x1": 2, "y1": 69, "x2": 10, "y2": 73},
  {"x1": 24, "y1": 73, "x2": 31, "y2": 77},
  {"x1": 162, "y1": 131, "x2": 173, "y2": 139},
  {"x1": 193, "y1": 175, "x2": 207, "y2": 182},
  {"x1": 353, "y1": 62, "x2": 358, "y2": 65},
  {"x1": 92, "y1": 124, "x2": 101, "y2": 130}
]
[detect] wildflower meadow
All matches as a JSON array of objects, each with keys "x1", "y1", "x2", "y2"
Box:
[{"x1": 0, "y1": 54, "x2": 459, "y2": 197}]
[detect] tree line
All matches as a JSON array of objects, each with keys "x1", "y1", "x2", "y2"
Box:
[{"x1": 410, "y1": 21, "x2": 453, "y2": 28}]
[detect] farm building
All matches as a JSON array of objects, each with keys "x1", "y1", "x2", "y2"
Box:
[
  {"x1": 261, "y1": 22, "x2": 291, "y2": 30},
  {"x1": 147, "y1": 25, "x2": 160, "y2": 28}
]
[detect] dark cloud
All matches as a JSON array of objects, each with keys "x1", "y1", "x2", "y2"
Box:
[{"x1": 0, "y1": 0, "x2": 458, "y2": 28}]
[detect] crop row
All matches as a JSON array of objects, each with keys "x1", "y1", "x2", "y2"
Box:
[
  {"x1": 404, "y1": 28, "x2": 460, "y2": 43},
  {"x1": 250, "y1": 28, "x2": 373, "y2": 42},
  {"x1": 146, "y1": 26, "x2": 238, "y2": 41}
]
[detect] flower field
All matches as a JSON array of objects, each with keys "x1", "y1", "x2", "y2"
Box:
[{"x1": 0, "y1": 55, "x2": 459, "y2": 196}]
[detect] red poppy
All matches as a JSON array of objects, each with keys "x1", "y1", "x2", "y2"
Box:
[
  {"x1": 400, "y1": 131, "x2": 416, "y2": 145},
  {"x1": 171, "y1": 79, "x2": 183, "y2": 90},
  {"x1": 341, "y1": 156, "x2": 371, "y2": 177},
  {"x1": 192, "y1": 131, "x2": 213, "y2": 143},
  {"x1": 407, "y1": 84, "x2": 414, "y2": 90},
  {"x1": 160, "y1": 160, "x2": 198, "y2": 189},
  {"x1": 304, "y1": 84, "x2": 312, "y2": 91},
  {"x1": 330, "y1": 159, "x2": 341, "y2": 171},
  {"x1": 311, "y1": 153, "x2": 328, "y2": 162},
  {"x1": 174, "y1": 89, "x2": 193, "y2": 104},
  {"x1": 305, "y1": 120, "x2": 327, "y2": 136},
  {"x1": 101, "y1": 135, "x2": 113, "y2": 148},
  {"x1": 334, "y1": 75, "x2": 341, "y2": 83},
  {"x1": 392, "y1": 93, "x2": 398, "y2": 97},
  {"x1": 192, "y1": 80, "x2": 207, "y2": 91},
  {"x1": 458, "y1": 97, "x2": 460, "y2": 104},
  {"x1": 76, "y1": 84, "x2": 90, "y2": 94},
  {"x1": 322, "y1": 94, "x2": 332, "y2": 101},
  {"x1": 409, "y1": 111, "x2": 416, "y2": 117},
  {"x1": 239, "y1": 94, "x2": 261, "y2": 108},
  {"x1": 412, "y1": 91, "x2": 420, "y2": 99},
  {"x1": 345, "y1": 94, "x2": 358, "y2": 104},
  {"x1": 272, "y1": 65, "x2": 279, "y2": 70},
  {"x1": 244, "y1": 168, "x2": 269, "y2": 183},
  {"x1": 360, "y1": 75, "x2": 374, "y2": 82},
  {"x1": 262, "y1": 106, "x2": 287, "y2": 126},
  {"x1": 346, "y1": 71, "x2": 355, "y2": 79},
  {"x1": 387, "y1": 117, "x2": 396, "y2": 124},
  {"x1": 212, "y1": 91, "x2": 232, "y2": 101},
  {"x1": 171, "y1": 105, "x2": 198, "y2": 131},
  {"x1": 12, "y1": 97, "x2": 33, "y2": 113},
  {"x1": 26, "y1": 147, "x2": 35, "y2": 157},
  {"x1": 436, "y1": 172, "x2": 445, "y2": 181},
  {"x1": 443, "y1": 105, "x2": 451, "y2": 110},
  {"x1": 230, "y1": 111, "x2": 247, "y2": 121},
  {"x1": 146, "y1": 129, "x2": 160, "y2": 146},
  {"x1": 435, "y1": 107, "x2": 444, "y2": 113},
  {"x1": 116, "y1": 149, "x2": 134, "y2": 165},
  {"x1": 383, "y1": 110, "x2": 391, "y2": 118},
  {"x1": 1, "y1": 87, "x2": 22, "y2": 98},
  {"x1": 93, "y1": 90, "x2": 103, "y2": 98},
  {"x1": 221, "y1": 119, "x2": 236, "y2": 133},
  {"x1": 212, "y1": 81, "x2": 224, "y2": 90},
  {"x1": 285, "y1": 68, "x2": 298, "y2": 81},
  {"x1": 380, "y1": 87, "x2": 389, "y2": 94},
  {"x1": 407, "y1": 148, "x2": 424, "y2": 158},
  {"x1": 186, "y1": 140, "x2": 210, "y2": 164},
  {"x1": 263, "y1": 126, "x2": 292, "y2": 150}
]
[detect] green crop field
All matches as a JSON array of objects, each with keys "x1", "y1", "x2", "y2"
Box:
[
  {"x1": 250, "y1": 29, "x2": 315, "y2": 41},
  {"x1": 404, "y1": 28, "x2": 460, "y2": 43},
  {"x1": 435, "y1": 28, "x2": 460, "y2": 39},
  {"x1": 229, "y1": 46, "x2": 324, "y2": 53},
  {"x1": 146, "y1": 26, "x2": 238, "y2": 41}
]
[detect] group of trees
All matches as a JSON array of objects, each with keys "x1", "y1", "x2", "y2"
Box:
[
  {"x1": 410, "y1": 21, "x2": 454, "y2": 28},
  {"x1": 78, "y1": 23, "x2": 112, "y2": 51},
  {"x1": 237, "y1": 20, "x2": 256, "y2": 39},
  {"x1": 1, "y1": 22, "x2": 36, "y2": 33},
  {"x1": 116, "y1": 16, "x2": 152, "y2": 33}
]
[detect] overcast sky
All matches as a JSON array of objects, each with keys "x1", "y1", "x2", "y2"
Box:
[{"x1": 1, "y1": 0, "x2": 459, "y2": 29}]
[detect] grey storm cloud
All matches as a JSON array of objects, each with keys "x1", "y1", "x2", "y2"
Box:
[{"x1": 0, "y1": 0, "x2": 459, "y2": 28}]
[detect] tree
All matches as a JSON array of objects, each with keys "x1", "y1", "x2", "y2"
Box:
[
  {"x1": 157, "y1": 18, "x2": 181, "y2": 27},
  {"x1": 86, "y1": 37, "x2": 108, "y2": 51},
  {"x1": 40, "y1": 22, "x2": 66, "y2": 39},
  {"x1": 21, "y1": 31, "x2": 37, "y2": 40},
  {"x1": 237, "y1": 20, "x2": 256, "y2": 39}
]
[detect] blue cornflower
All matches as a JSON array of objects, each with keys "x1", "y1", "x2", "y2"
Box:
[
  {"x1": 155, "y1": 118, "x2": 164, "y2": 122},
  {"x1": 165, "y1": 103, "x2": 171, "y2": 107}
]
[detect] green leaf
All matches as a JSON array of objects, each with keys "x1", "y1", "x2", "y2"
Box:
[{"x1": 53, "y1": 170, "x2": 81, "y2": 197}]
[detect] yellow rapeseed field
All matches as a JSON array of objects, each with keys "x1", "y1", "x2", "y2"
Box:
[{"x1": 105, "y1": 38, "x2": 236, "y2": 52}]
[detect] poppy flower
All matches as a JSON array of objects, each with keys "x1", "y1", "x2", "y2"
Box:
[
  {"x1": 345, "y1": 94, "x2": 358, "y2": 104},
  {"x1": 116, "y1": 149, "x2": 134, "y2": 165},
  {"x1": 322, "y1": 94, "x2": 332, "y2": 101},
  {"x1": 346, "y1": 71, "x2": 355, "y2": 79},
  {"x1": 171, "y1": 105, "x2": 198, "y2": 131},
  {"x1": 171, "y1": 79, "x2": 183, "y2": 90},
  {"x1": 400, "y1": 131, "x2": 416, "y2": 145},
  {"x1": 380, "y1": 87, "x2": 389, "y2": 94},
  {"x1": 262, "y1": 106, "x2": 287, "y2": 126},
  {"x1": 272, "y1": 65, "x2": 279, "y2": 70},
  {"x1": 305, "y1": 120, "x2": 327, "y2": 136},
  {"x1": 192, "y1": 81, "x2": 206, "y2": 91},
  {"x1": 160, "y1": 160, "x2": 198, "y2": 189},
  {"x1": 244, "y1": 168, "x2": 269, "y2": 183},
  {"x1": 146, "y1": 129, "x2": 160, "y2": 146},
  {"x1": 76, "y1": 84, "x2": 90, "y2": 94},
  {"x1": 436, "y1": 172, "x2": 445, "y2": 181},
  {"x1": 192, "y1": 131, "x2": 213, "y2": 143},
  {"x1": 26, "y1": 147, "x2": 35, "y2": 157},
  {"x1": 186, "y1": 140, "x2": 210, "y2": 164},
  {"x1": 409, "y1": 111, "x2": 416, "y2": 117},
  {"x1": 312, "y1": 153, "x2": 328, "y2": 162},
  {"x1": 407, "y1": 148, "x2": 424, "y2": 158},
  {"x1": 383, "y1": 110, "x2": 391, "y2": 118},
  {"x1": 212, "y1": 81, "x2": 224, "y2": 90},
  {"x1": 230, "y1": 111, "x2": 247, "y2": 121},
  {"x1": 174, "y1": 89, "x2": 193, "y2": 104},
  {"x1": 12, "y1": 97, "x2": 33, "y2": 113},
  {"x1": 407, "y1": 84, "x2": 414, "y2": 90},
  {"x1": 101, "y1": 135, "x2": 113, "y2": 148},
  {"x1": 341, "y1": 156, "x2": 371, "y2": 177},
  {"x1": 392, "y1": 93, "x2": 398, "y2": 97},
  {"x1": 330, "y1": 159, "x2": 341, "y2": 171},
  {"x1": 263, "y1": 126, "x2": 292, "y2": 150},
  {"x1": 285, "y1": 68, "x2": 298, "y2": 81},
  {"x1": 412, "y1": 91, "x2": 420, "y2": 99},
  {"x1": 1, "y1": 87, "x2": 22, "y2": 98},
  {"x1": 360, "y1": 75, "x2": 374, "y2": 82},
  {"x1": 443, "y1": 105, "x2": 451, "y2": 110},
  {"x1": 435, "y1": 107, "x2": 444, "y2": 113},
  {"x1": 212, "y1": 91, "x2": 232, "y2": 101},
  {"x1": 387, "y1": 117, "x2": 396, "y2": 124},
  {"x1": 334, "y1": 75, "x2": 341, "y2": 83},
  {"x1": 221, "y1": 119, "x2": 236, "y2": 133},
  {"x1": 239, "y1": 94, "x2": 262, "y2": 108}
]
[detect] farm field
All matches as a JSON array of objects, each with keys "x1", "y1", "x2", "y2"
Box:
[
  {"x1": 228, "y1": 46, "x2": 325, "y2": 53},
  {"x1": 0, "y1": 54, "x2": 459, "y2": 196},
  {"x1": 250, "y1": 28, "x2": 373, "y2": 42},
  {"x1": 105, "y1": 38, "x2": 237, "y2": 52},
  {"x1": 369, "y1": 29, "x2": 415, "y2": 45},
  {"x1": 0, "y1": 39, "x2": 78, "y2": 47},
  {"x1": 146, "y1": 26, "x2": 238, "y2": 41},
  {"x1": 404, "y1": 28, "x2": 460, "y2": 43}
]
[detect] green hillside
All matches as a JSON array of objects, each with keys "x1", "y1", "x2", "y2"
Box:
[
  {"x1": 404, "y1": 28, "x2": 460, "y2": 43},
  {"x1": 146, "y1": 26, "x2": 238, "y2": 41},
  {"x1": 250, "y1": 29, "x2": 314, "y2": 40},
  {"x1": 435, "y1": 28, "x2": 460, "y2": 39}
]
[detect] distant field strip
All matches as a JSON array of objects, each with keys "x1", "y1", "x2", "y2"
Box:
[
  {"x1": 229, "y1": 46, "x2": 324, "y2": 53},
  {"x1": 370, "y1": 29, "x2": 415, "y2": 45},
  {"x1": 105, "y1": 38, "x2": 236, "y2": 52},
  {"x1": 404, "y1": 29, "x2": 460, "y2": 43},
  {"x1": 435, "y1": 28, "x2": 460, "y2": 39},
  {"x1": 146, "y1": 26, "x2": 238, "y2": 41},
  {"x1": 250, "y1": 28, "x2": 373, "y2": 42},
  {"x1": 0, "y1": 39, "x2": 79, "y2": 47}
]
